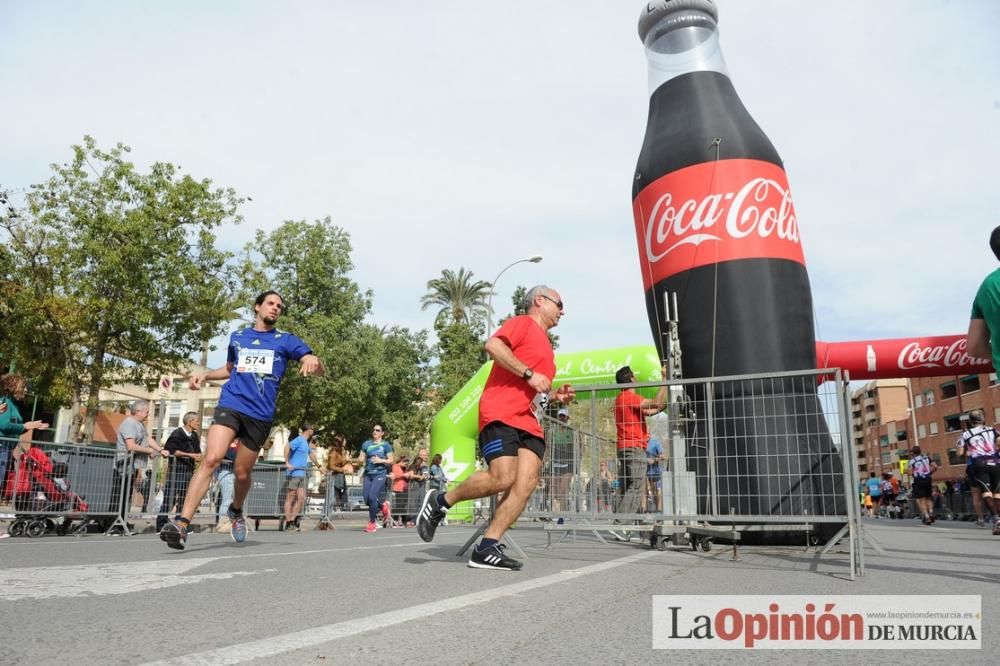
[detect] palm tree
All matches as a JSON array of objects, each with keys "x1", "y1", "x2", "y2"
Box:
[{"x1": 420, "y1": 267, "x2": 492, "y2": 327}]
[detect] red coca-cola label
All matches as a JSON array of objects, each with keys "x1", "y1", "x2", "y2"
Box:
[{"x1": 632, "y1": 159, "x2": 804, "y2": 289}]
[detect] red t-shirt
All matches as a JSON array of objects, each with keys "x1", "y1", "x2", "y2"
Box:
[
  {"x1": 615, "y1": 390, "x2": 647, "y2": 449},
  {"x1": 391, "y1": 463, "x2": 407, "y2": 493},
  {"x1": 478, "y1": 315, "x2": 556, "y2": 438}
]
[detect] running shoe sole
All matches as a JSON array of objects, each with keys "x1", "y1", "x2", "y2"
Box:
[
  {"x1": 468, "y1": 550, "x2": 523, "y2": 571},
  {"x1": 161, "y1": 523, "x2": 186, "y2": 551},
  {"x1": 467, "y1": 560, "x2": 522, "y2": 571}
]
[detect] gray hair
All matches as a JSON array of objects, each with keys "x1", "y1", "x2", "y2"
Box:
[
  {"x1": 131, "y1": 400, "x2": 149, "y2": 414},
  {"x1": 182, "y1": 411, "x2": 199, "y2": 427},
  {"x1": 524, "y1": 285, "x2": 552, "y2": 311},
  {"x1": 969, "y1": 409, "x2": 985, "y2": 425}
]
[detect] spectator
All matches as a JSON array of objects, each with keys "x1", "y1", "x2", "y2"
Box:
[
  {"x1": 388, "y1": 454, "x2": 410, "y2": 528},
  {"x1": 156, "y1": 412, "x2": 202, "y2": 533},
  {"x1": 283, "y1": 425, "x2": 318, "y2": 531},
  {"x1": 360, "y1": 424, "x2": 393, "y2": 533},
  {"x1": 1, "y1": 373, "x2": 49, "y2": 502},
  {"x1": 429, "y1": 453, "x2": 448, "y2": 492},
  {"x1": 214, "y1": 439, "x2": 239, "y2": 532},
  {"x1": 404, "y1": 449, "x2": 429, "y2": 526},
  {"x1": 548, "y1": 408, "x2": 576, "y2": 515},
  {"x1": 325, "y1": 433, "x2": 351, "y2": 511},
  {"x1": 586, "y1": 460, "x2": 614, "y2": 513},
  {"x1": 613, "y1": 365, "x2": 667, "y2": 515},
  {"x1": 1, "y1": 373, "x2": 49, "y2": 441},
  {"x1": 111, "y1": 401, "x2": 166, "y2": 527},
  {"x1": 646, "y1": 437, "x2": 665, "y2": 513}
]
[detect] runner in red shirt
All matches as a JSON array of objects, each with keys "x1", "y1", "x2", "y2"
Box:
[
  {"x1": 613, "y1": 365, "x2": 667, "y2": 515},
  {"x1": 416, "y1": 285, "x2": 574, "y2": 570}
]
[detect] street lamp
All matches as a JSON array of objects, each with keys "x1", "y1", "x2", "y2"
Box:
[{"x1": 486, "y1": 254, "x2": 543, "y2": 335}]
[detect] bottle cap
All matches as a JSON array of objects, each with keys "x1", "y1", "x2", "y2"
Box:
[{"x1": 638, "y1": 0, "x2": 719, "y2": 44}]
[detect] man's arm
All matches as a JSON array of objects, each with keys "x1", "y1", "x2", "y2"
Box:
[
  {"x1": 189, "y1": 363, "x2": 234, "y2": 390},
  {"x1": 297, "y1": 353, "x2": 325, "y2": 377},
  {"x1": 485, "y1": 337, "x2": 552, "y2": 394},
  {"x1": 285, "y1": 442, "x2": 293, "y2": 470},
  {"x1": 967, "y1": 318, "x2": 991, "y2": 361},
  {"x1": 640, "y1": 366, "x2": 670, "y2": 415},
  {"x1": 126, "y1": 438, "x2": 163, "y2": 456}
]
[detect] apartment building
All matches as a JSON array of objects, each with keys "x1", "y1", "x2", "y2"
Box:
[{"x1": 851, "y1": 372, "x2": 1000, "y2": 483}]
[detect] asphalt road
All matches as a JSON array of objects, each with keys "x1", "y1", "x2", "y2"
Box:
[{"x1": 1, "y1": 517, "x2": 997, "y2": 665}]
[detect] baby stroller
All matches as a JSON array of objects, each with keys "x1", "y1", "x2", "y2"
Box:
[{"x1": 5, "y1": 453, "x2": 90, "y2": 537}]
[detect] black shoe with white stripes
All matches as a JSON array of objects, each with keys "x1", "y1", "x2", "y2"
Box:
[
  {"x1": 468, "y1": 542, "x2": 522, "y2": 571},
  {"x1": 416, "y1": 490, "x2": 448, "y2": 543}
]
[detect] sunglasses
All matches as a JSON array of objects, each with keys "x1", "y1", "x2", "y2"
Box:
[{"x1": 540, "y1": 294, "x2": 564, "y2": 309}]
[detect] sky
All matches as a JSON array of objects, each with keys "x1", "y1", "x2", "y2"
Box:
[{"x1": 2, "y1": 0, "x2": 999, "y2": 369}]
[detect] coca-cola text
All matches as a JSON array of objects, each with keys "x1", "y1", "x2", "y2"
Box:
[{"x1": 634, "y1": 159, "x2": 804, "y2": 288}]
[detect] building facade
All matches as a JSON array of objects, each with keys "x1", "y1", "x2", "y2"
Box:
[
  {"x1": 51, "y1": 363, "x2": 290, "y2": 463},
  {"x1": 852, "y1": 372, "x2": 1000, "y2": 483}
]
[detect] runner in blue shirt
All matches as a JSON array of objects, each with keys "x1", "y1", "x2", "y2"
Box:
[
  {"x1": 161, "y1": 290, "x2": 324, "y2": 550},
  {"x1": 360, "y1": 424, "x2": 394, "y2": 533},
  {"x1": 865, "y1": 472, "x2": 882, "y2": 518}
]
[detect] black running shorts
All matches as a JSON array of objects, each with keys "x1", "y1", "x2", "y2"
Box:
[
  {"x1": 911, "y1": 476, "x2": 933, "y2": 499},
  {"x1": 969, "y1": 458, "x2": 1000, "y2": 495},
  {"x1": 212, "y1": 407, "x2": 272, "y2": 452},
  {"x1": 478, "y1": 421, "x2": 545, "y2": 464}
]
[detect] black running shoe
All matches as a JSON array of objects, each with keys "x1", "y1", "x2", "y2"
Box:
[
  {"x1": 161, "y1": 521, "x2": 187, "y2": 551},
  {"x1": 416, "y1": 490, "x2": 447, "y2": 543},
  {"x1": 468, "y1": 542, "x2": 522, "y2": 571}
]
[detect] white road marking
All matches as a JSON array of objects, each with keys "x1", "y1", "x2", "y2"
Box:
[
  {"x1": 0, "y1": 558, "x2": 277, "y2": 601},
  {"x1": 142, "y1": 549, "x2": 661, "y2": 666},
  {"x1": 0, "y1": 537, "x2": 464, "y2": 601}
]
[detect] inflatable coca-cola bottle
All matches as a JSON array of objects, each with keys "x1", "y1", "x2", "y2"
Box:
[{"x1": 632, "y1": 0, "x2": 845, "y2": 542}]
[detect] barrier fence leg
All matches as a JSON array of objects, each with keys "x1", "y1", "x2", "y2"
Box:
[{"x1": 455, "y1": 493, "x2": 527, "y2": 560}]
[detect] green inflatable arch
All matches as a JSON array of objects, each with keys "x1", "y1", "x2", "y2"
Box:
[{"x1": 428, "y1": 344, "x2": 662, "y2": 519}]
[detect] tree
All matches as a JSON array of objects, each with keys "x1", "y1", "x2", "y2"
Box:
[
  {"x1": 420, "y1": 267, "x2": 492, "y2": 327},
  {"x1": 240, "y1": 218, "x2": 432, "y2": 447},
  {"x1": 433, "y1": 318, "x2": 487, "y2": 406},
  {"x1": 0, "y1": 137, "x2": 242, "y2": 440}
]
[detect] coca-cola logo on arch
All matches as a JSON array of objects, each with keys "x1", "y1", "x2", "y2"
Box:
[
  {"x1": 632, "y1": 159, "x2": 805, "y2": 287},
  {"x1": 897, "y1": 339, "x2": 991, "y2": 371}
]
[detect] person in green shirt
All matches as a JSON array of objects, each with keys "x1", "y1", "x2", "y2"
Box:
[
  {"x1": 0, "y1": 373, "x2": 49, "y2": 440},
  {"x1": 967, "y1": 227, "x2": 1000, "y2": 369}
]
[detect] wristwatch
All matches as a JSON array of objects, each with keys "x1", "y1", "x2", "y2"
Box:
[{"x1": 522, "y1": 368, "x2": 534, "y2": 381}]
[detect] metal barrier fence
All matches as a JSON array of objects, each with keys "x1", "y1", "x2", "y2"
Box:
[
  {"x1": 1, "y1": 436, "x2": 122, "y2": 536},
  {"x1": 522, "y1": 368, "x2": 864, "y2": 577},
  {"x1": 2, "y1": 435, "x2": 453, "y2": 537}
]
